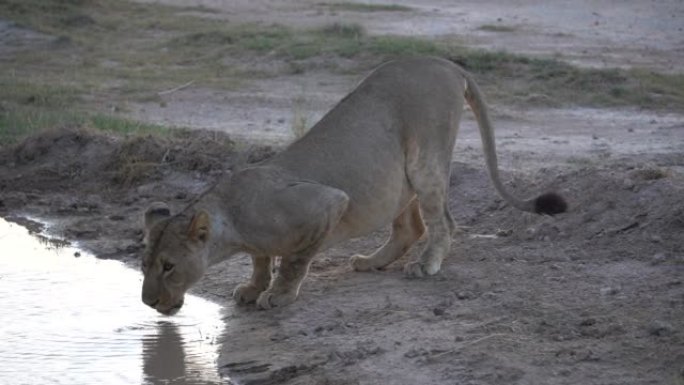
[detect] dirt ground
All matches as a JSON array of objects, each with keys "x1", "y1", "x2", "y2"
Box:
[{"x1": 1, "y1": 1, "x2": 683, "y2": 384}]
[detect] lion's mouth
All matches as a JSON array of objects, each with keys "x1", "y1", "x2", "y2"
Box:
[{"x1": 156, "y1": 302, "x2": 183, "y2": 316}]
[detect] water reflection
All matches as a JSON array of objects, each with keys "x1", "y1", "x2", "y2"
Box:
[
  {"x1": 143, "y1": 322, "x2": 187, "y2": 384},
  {"x1": 0, "y1": 218, "x2": 228, "y2": 385},
  {"x1": 142, "y1": 320, "x2": 227, "y2": 385}
]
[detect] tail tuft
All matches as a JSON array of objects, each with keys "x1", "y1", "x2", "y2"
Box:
[{"x1": 534, "y1": 192, "x2": 567, "y2": 215}]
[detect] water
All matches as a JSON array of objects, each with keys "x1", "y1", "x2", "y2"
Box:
[{"x1": 0, "y1": 218, "x2": 229, "y2": 385}]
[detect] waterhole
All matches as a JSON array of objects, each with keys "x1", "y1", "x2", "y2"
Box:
[{"x1": 0, "y1": 218, "x2": 230, "y2": 385}]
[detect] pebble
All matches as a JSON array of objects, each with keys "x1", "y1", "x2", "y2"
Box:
[
  {"x1": 579, "y1": 318, "x2": 597, "y2": 327},
  {"x1": 647, "y1": 321, "x2": 673, "y2": 336},
  {"x1": 600, "y1": 287, "x2": 619, "y2": 296},
  {"x1": 495, "y1": 228, "x2": 513, "y2": 237},
  {"x1": 650, "y1": 252, "x2": 667, "y2": 265}
]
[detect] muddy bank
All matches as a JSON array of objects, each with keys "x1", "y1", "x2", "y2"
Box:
[
  {"x1": 0, "y1": 128, "x2": 682, "y2": 384},
  {"x1": 0, "y1": 127, "x2": 273, "y2": 261}
]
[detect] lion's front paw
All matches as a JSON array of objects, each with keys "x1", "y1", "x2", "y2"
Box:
[
  {"x1": 256, "y1": 289, "x2": 298, "y2": 310},
  {"x1": 232, "y1": 283, "x2": 265, "y2": 305},
  {"x1": 403, "y1": 261, "x2": 426, "y2": 278},
  {"x1": 403, "y1": 260, "x2": 441, "y2": 278},
  {"x1": 350, "y1": 254, "x2": 374, "y2": 272}
]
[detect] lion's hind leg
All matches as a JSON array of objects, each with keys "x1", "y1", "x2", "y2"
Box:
[
  {"x1": 350, "y1": 197, "x2": 425, "y2": 271},
  {"x1": 403, "y1": 153, "x2": 454, "y2": 278}
]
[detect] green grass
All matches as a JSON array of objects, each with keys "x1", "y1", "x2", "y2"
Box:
[
  {"x1": 0, "y1": 107, "x2": 174, "y2": 144},
  {"x1": 478, "y1": 24, "x2": 518, "y2": 33},
  {"x1": 321, "y1": 2, "x2": 412, "y2": 12},
  {"x1": 166, "y1": 22, "x2": 445, "y2": 60},
  {"x1": 0, "y1": 0, "x2": 682, "y2": 146},
  {"x1": 164, "y1": 22, "x2": 684, "y2": 111},
  {"x1": 450, "y1": 50, "x2": 684, "y2": 109},
  {"x1": 318, "y1": 22, "x2": 365, "y2": 39},
  {"x1": 89, "y1": 115, "x2": 173, "y2": 136}
]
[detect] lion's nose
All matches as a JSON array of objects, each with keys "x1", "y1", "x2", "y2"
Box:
[{"x1": 142, "y1": 296, "x2": 159, "y2": 309}]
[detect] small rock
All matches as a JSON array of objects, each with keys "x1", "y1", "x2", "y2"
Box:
[
  {"x1": 600, "y1": 287, "x2": 619, "y2": 296},
  {"x1": 125, "y1": 244, "x2": 143, "y2": 253},
  {"x1": 579, "y1": 318, "x2": 597, "y2": 327},
  {"x1": 68, "y1": 228, "x2": 98, "y2": 240},
  {"x1": 649, "y1": 235, "x2": 663, "y2": 243},
  {"x1": 578, "y1": 350, "x2": 601, "y2": 362},
  {"x1": 648, "y1": 321, "x2": 673, "y2": 336},
  {"x1": 74, "y1": 252, "x2": 81, "y2": 258},
  {"x1": 456, "y1": 291, "x2": 469, "y2": 300},
  {"x1": 495, "y1": 228, "x2": 512, "y2": 237},
  {"x1": 650, "y1": 252, "x2": 667, "y2": 265},
  {"x1": 269, "y1": 332, "x2": 290, "y2": 342},
  {"x1": 433, "y1": 307, "x2": 446, "y2": 316},
  {"x1": 404, "y1": 348, "x2": 428, "y2": 359}
]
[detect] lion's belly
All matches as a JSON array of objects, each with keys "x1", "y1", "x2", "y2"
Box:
[{"x1": 321, "y1": 163, "x2": 412, "y2": 248}]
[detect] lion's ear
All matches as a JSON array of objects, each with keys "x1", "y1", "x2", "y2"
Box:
[
  {"x1": 144, "y1": 202, "x2": 171, "y2": 233},
  {"x1": 188, "y1": 210, "x2": 211, "y2": 243}
]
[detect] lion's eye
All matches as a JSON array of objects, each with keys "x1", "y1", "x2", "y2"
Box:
[{"x1": 163, "y1": 262, "x2": 175, "y2": 272}]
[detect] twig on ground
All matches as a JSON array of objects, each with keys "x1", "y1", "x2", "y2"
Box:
[{"x1": 157, "y1": 80, "x2": 195, "y2": 96}]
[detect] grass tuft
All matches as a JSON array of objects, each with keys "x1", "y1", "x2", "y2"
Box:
[
  {"x1": 0, "y1": 108, "x2": 174, "y2": 145},
  {"x1": 318, "y1": 23, "x2": 365, "y2": 39},
  {"x1": 478, "y1": 24, "x2": 518, "y2": 33},
  {"x1": 322, "y1": 2, "x2": 412, "y2": 12},
  {"x1": 449, "y1": 50, "x2": 684, "y2": 109}
]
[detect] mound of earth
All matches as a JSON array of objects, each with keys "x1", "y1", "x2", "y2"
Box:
[{"x1": 0, "y1": 127, "x2": 273, "y2": 260}]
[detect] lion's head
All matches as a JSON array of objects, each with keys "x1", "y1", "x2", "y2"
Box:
[{"x1": 141, "y1": 202, "x2": 212, "y2": 315}]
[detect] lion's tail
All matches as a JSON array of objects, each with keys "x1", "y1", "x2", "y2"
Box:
[{"x1": 462, "y1": 71, "x2": 567, "y2": 215}]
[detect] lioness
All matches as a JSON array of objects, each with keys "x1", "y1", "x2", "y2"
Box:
[{"x1": 141, "y1": 56, "x2": 566, "y2": 314}]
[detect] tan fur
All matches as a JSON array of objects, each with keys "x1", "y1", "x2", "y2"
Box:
[{"x1": 140, "y1": 56, "x2": 564, "y2": 313}]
